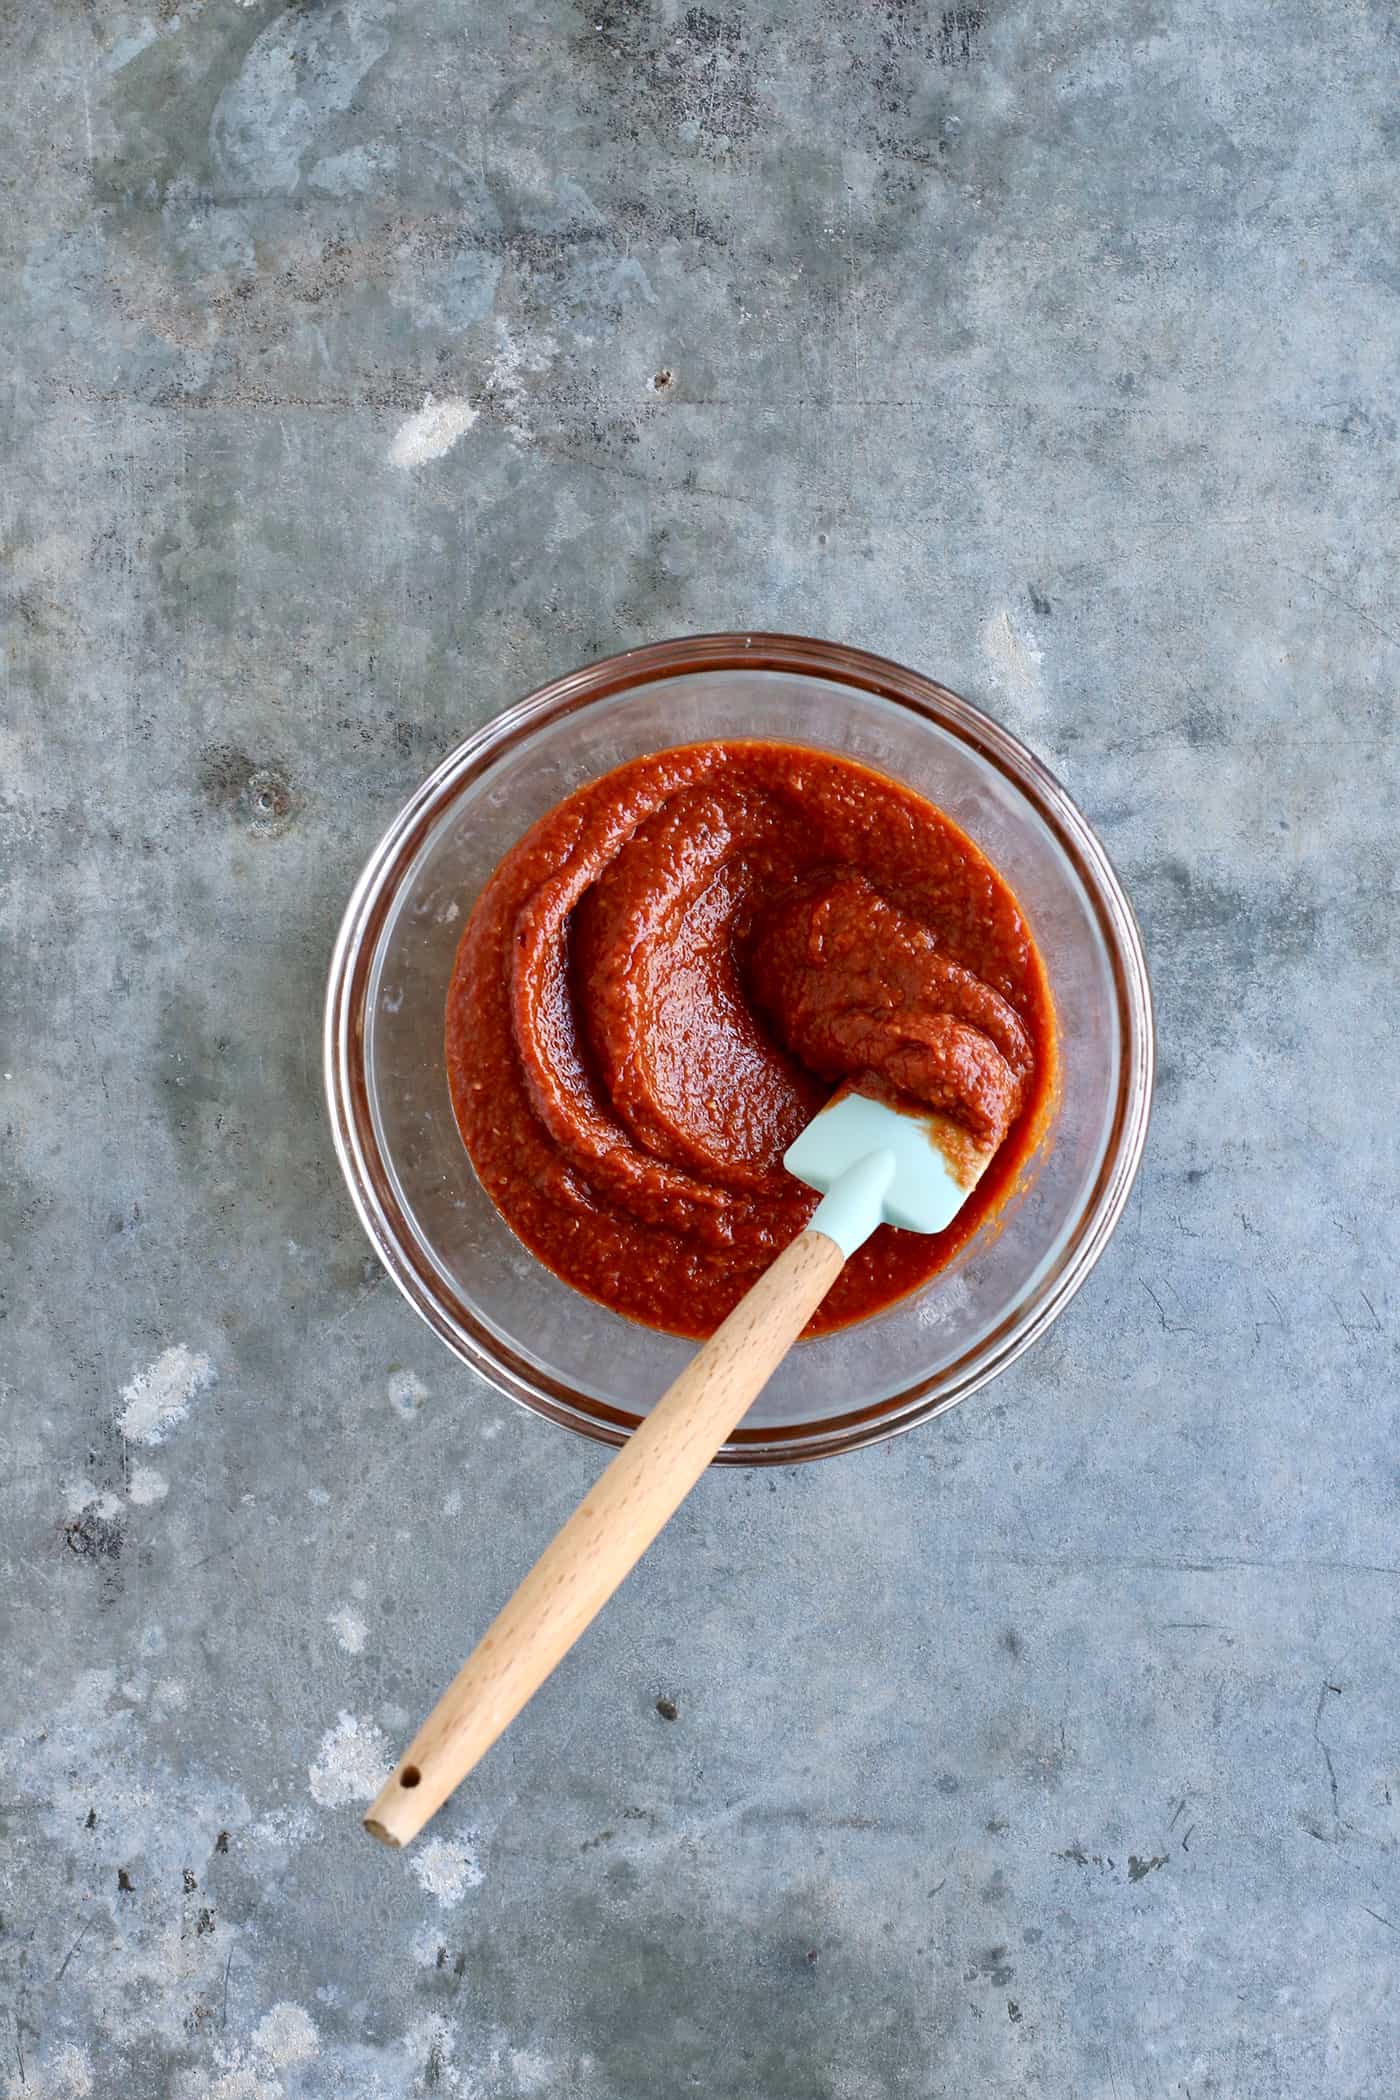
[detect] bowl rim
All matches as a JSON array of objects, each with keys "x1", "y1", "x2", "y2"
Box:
[{"x1": 324, "y1": 631, "x2": 1154, "y2": 1464}]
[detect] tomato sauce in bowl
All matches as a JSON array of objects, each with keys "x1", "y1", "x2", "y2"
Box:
[{"x1": 446, "y1": 741, "x2": 1054, "y2": 1339}]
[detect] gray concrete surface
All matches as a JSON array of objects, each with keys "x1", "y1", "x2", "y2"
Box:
[{"x1": 3, "y1": 1, "x2": 1398, "y2": 2093}]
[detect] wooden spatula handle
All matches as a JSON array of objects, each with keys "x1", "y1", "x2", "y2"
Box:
[{"x1": 365, "y1": 1227, "x2": 844, "y2": 1846}]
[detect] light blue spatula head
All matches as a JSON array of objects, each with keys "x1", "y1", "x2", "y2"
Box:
[{"x1": 784, "y1": 1091, "x2": 989, "y2": 1258}]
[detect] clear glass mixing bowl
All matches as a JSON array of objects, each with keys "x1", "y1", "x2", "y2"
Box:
[{"x1": 325, "y1": 634, "x2": 1152, "y2": 1463}]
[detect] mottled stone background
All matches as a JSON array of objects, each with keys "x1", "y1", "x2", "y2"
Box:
[{"x1": 3, "y1": 2, "x2": 1398, "y2": 2094}]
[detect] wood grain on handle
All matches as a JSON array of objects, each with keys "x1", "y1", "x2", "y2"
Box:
[{"x1": 365, "y1": 1227, "x2": 844, "y2": 1846}]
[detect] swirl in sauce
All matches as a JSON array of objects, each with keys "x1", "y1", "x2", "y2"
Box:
[{"x1": 446, "y1": 742, "x2": 1053, "y2": 1337}]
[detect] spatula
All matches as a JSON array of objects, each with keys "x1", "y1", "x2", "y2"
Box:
[{"x1": 365, "y1": 1088, "x2": 996, "y2": 1847}]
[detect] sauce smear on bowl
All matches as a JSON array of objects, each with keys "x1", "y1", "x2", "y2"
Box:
[{"x1": 446, "y1": 741, "x2": 1053, "y2": 1337}]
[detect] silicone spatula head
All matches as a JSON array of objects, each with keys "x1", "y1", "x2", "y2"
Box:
[{"x1": 784, "y1": 1091, "x2": 996, "y2": 1258}]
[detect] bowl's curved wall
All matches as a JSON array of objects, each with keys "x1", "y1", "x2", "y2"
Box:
[{"x1": 326, "y1": 635, "x2": 1153, "y2": 1463}]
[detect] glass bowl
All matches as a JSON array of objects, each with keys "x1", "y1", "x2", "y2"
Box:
[{"x1": 324, "y1": 634, "x2": 1152, "y2": 1464}]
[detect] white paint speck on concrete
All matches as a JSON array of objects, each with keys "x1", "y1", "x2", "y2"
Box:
[
  {"x1": 118, "y1": 1345, "x2": 215, "y2": 1446},
  {"x1": 308, "y1": 1712, "x2": 392, "y2": 1808},
  {"x1": 388, "y1": 393, "x2": 477, "y2": 467},
  {"x1": 250, "y1": 2003, "x2": 320, "y2": 2070},
  {"x1": 409, "y1": 1831, "x2": 484, "y2": 1907},
  {"x1": 328, "y1": 1606, "x2": 367, "y2": 1655},
  {"x1": 979, "y1": 606, "x2": 1045, "y2": 717},
  {"x1": 128, "y1": 1465, "x2": 169, "y2": 1506},
  {"x1": 501, "y1": 2046, "x2": 557, "y2": 2094},
  {"x1": 63, "y1": 1481, "x2": 123, "y2": 1518},
  {"x1": 172, "y1": 2001, "x2": 320, "y2": 2100}
]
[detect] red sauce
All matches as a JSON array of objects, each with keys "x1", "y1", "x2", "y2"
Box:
[{"x1": 446, "y1": 742, "x2": 1054, "y2": 1338}]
